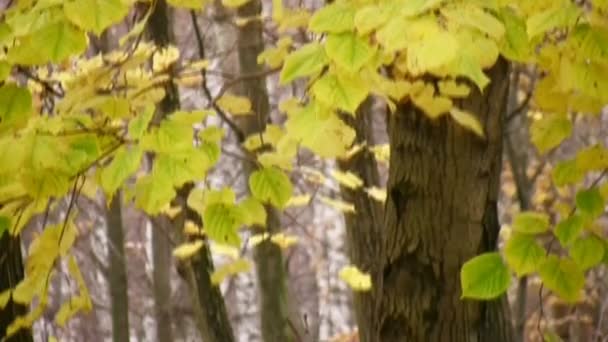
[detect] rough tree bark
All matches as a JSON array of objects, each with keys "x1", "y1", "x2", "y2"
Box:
[
  {"x1": 337, "y1": 99, "x2": 385, "y2": 342},
  {"x1": 235, "y1": 1, "x2": 304, "y2": 340},
  {"x1": 367, "y1": 58, "x2": 514, "y2": 341},
  {"x1": 149, "y1": 2, "x2": 235, "y2": 341},
  {"x1": 0, "y1": 234, "x2": 32, "y2": 342}
]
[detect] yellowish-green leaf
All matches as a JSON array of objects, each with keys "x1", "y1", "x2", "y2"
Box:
[
  {"x1": 339, "y1": 265, "x2": 371, "y2": 291},
  {"x1": 555, "y1": 214, "x2": 586, "y2": 247},
  {"x1": 128, "y1": 104, "x2": 154, "y2": 140},
  {"x1": 204, "y1": 203, "x2": 242, "y2": 246},
  {"x1": 312, "y1": 73, "x2": 368, "y2": 114},
  {"x1": 249, "y1": 167, "x2": 293, "y2": 209},
  {"x1": 539, "y1": 255, "x2": 584, "y2": 303},
  {"x1": 238, "y1": 197, "x2": 266, "y2": 227},
  {"x1": 552, "y1": 159, "x2": 584, "y2": 187},
  {"x1": 461, "y1": 252, "x2": 510, "y2": 299},
  {"x1": 575, "y1": 145, "x2": 608, "y2": 172},
  {"x1": 442, "y1": 5, "x2": 504, "y2": 39},
  {"x1": 498, "y1": 7, "x2": 531, "y2": 61},
  {"x1": 63, "y1": 0, "x2": 129, "y2": 35},
  {"x1": 325, "y1": 32, "x2": 374, "y2": 73},
  {"x1": 216, "y1": 94, "x2": 252, "y2": 116},
  {"x1": 405, "y1": 18, "x2": 458, "y2": 75},
  {"x1": 285, "y1": 103, "x2": 356, "y2": 158},
  {"x1": 527, "y1": 2, "x2": 580, "y2": 39},
  {"x1": 100, "y1": 145, "x2": 142, "y2": 198},
  {"x1": 173, "y1": 240, "x2": 204, "y2": 260},
  {"x1": 0, "y1": 84, "x2": 32, "y2": 132},
  {"x1": 8, "y1": 22, "x2": 87, "y2": 65},
  {"x1": 513, "y1": 211, "x2": 550, "y2": 235},
  {"x1": 354, "y1": 5, "x2": 389, "y2": 35},
  {"x1": 504, "y1": 233, "x2": 546, "y2": 277},
  {"x1": 167, "y1": 0, "x2": 208, "y2": 9},
  {"x1": 280, "y1": 42, "x2": 328, "y2": 84},
  {"x1": 449, "y1": 108, "x2": 484, "y2": 138},
  {"x1": 530, "y1": 114, "x2": 572, "y2": 154},
  {"x1": 570, "y1": 235, "x2": 604, "y2": 270},
  {"x1": 134, "y1": 173, "x2": 176, "y2": 215},
  {"x1": 309, "y1": 1, "x2": 355, "y2": 33},
  {"x1": 576, "y1": 188, "x2": 604, "y2": 219}
]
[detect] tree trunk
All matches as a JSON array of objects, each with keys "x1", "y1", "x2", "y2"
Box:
[
  {"x1": 337, "y1": 99, "x2": 385, "y2": 342},
  {"x1": 373, "y1": 58, "x2": 513, "y2": 341},
  {"x1": 235, "y1": 1, "x2": 303, "y2": 341},
  {"x1": 0, "y1": 234, "x2": 33, "y2": 342},
  {"x1": 147, "y1": 2, "x2": 179, "y2": 341},
  {"x1": 106, "y1": 192, "x2": 131, "y2": 342},
  {"x1": 148, "y1": 2, "x2": 235, "y2": 341}
]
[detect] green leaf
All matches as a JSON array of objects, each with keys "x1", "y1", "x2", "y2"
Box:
[
  {"x1": 204, "y1": 203, "x2": 242, "y2": 246},
  {"x1": 539, "y1": 255, "x2": 584, "y2": 303},
  {"x1": 570, "y1": 235, "x2": 604, "y2": 270},
  {"x1": 552, "y1": 159, "x2": 584, "y2": 187},
  {"x1": 530, "y1": 114, "x2": 572, "y2": 154},
  {"x1": 63, "y1": 0, "x2": 129, "y2": 35},
  {"x1": 141, "y1": 120, "x2": 193, "y2": 153},
  {"x1": 325, "y1": 33, "x2": 374, "y2": 73},
  {"x1": 460, "y1": 252, "x2": 511, "y2": 300},
  {"x1": 497, "y1": 7, "x2": 531, "y2": 61},
  {"x1": 554, "y1": 214, "x2": 586, "y2": 246},
  {"x1": 100, "y1": 145, "x2": 143, "y2": 198},
  {"x1": 0, "y1": 84, "x2": 32, "y2": 132},
  {"x1": 285, "y1": 103, "x2": 356, "y2": 158},
  {"x1": 134, "y1": 173, "x2": 176, "y2": 215},
  {"x1": 308, "y1": 1, "x2": 356, "y2": 33},
  {"x1": 512, "y1": 211, "x2": 550, "y2": 235},
  {"x1": 576, "y1": 188, "x2": 604, "y2": 219},
  {"x1": 279, "y1": 42, "x2": 328, "y2": 84},
  {"x1": 249, "y1": 167, "x2": 293, "y2": 209},
  {"x1": 526, "y1": 2, "x2": 580, "y2": 39},
  {"x1": 7, "y1": 22, "x2": 87, "y2": 65},
  {"x1": 238, "y1": 197, "x2": 267, "y2": 228},
  {"x1": 311, "y1": 73, "x2": 368, "y2": 114},
  {"x1": 128, "y1": 105, "x2": 154, "y2": 140},
  {"x1": 504, "y1": 233, "x2": 546, "y2": 277}
]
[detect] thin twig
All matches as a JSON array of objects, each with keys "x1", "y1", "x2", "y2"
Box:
[{"x1": 189, "y1": 10, "x2": 245, "y2": 142}]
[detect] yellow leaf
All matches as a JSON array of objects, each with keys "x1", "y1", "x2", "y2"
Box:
[
  {"x1": 217, "y1": 94, "x2": 252, "y2": 115},
  {"x1": 173, "y1": 240, "x2": 204, "y2": 260},
  {"x1": 331, "y1": 170, "x2": 363, "y2": 190},
  {"x1": 0, "y1": 289, "x2": 10, "y2": 309},
  {"x1": 319, "y1": 196, "x2": 355, "y2": 213},
  {"x1": 530, "y1": 113, "x2": 572, "y2": 154},
  {"x1": 270, "y1": 233, "x2": 298, "y2": 249},
  {"x1": 222, "y1": 0, "x2": 250, "y2": 8},
  {"x1": 365, "y1": 187, "x2": 387, "y2": 203},
  {"x1": 339, "y1": 265, "x2": 372, "y2": 291},
  {"x1": 211, "y1": 258, "x2": 252, "y2": 285},
  {"x1": 152, "y1": 46, "x2": 180, "y2": 72},
  {"x1": 183, "y1": 220, "x2": 203, "y2": 236},
  {"x1": 438, "y1": 80, "x2": 471, "y2": 98},
  {"x1": 286, "y1": 194, "x2": 312, "y2": 207},
  {"x1": 369, "y1": 144, "x2": 390, "y2": 163},
  {"x1": 449, "y1": 108, "x2": 485, "y2": 138},
  {"x1": 412, "y1": 84, "x2": 452, "y2": 118}
]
